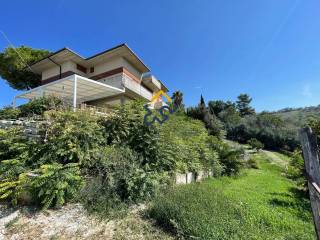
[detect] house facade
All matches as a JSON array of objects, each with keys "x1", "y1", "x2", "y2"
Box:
[{"x1": 14, "y1": 44, "x2": 168, "y2": 109}]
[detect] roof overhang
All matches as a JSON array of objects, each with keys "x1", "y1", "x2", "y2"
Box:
[
  {"x1": 15, "y1": 74, "x2": 124, "y2": 104},
  {"x1": 29, "y1": 44, "x2": 150, "y2": 74}
]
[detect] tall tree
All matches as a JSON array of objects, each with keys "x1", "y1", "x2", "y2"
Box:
[
  {"x1": 200, "y1": 94, "x2": 205, "y2": 106},
  {"x1": 0, "y1": 46, "x2": 50, "y2": 90},
  {"x1": 236, "y1": 94, "x2": 255, "y2": 117},
  {"x1": 172, "y1": 90, "x2": 184, "y2": 109},
  {"x1": 208, "y1": 100, "x2": 235, "y2": 116},
  {"x1": 186, "y1": 95, "x2": 224, "y2": 137}
]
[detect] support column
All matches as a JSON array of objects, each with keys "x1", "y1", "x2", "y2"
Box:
[
  {"x1": 12, "y1": 96, "x2": 17, "y2": 109},
  {"x1": 73, "y1": 76, "x2": 77, "y2": 111},
  {"x1": 38, "y1": 86, "x2": 44, "y2": 98}
]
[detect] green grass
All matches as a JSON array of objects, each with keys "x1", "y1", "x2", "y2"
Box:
[{"x1": 149, "y1": 152, "x2": 315, "y2": 240}]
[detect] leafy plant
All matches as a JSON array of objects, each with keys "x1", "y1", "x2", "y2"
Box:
[
  {"x1": 18, "y1": 96, "x2": 65, "y2": 117},
  {"x1": 0, "y1": 106, "x2": 21, "y2": 119},
  {"x1": 247, "y1": 138, "x2": 264, "y2": 151},
  {"x1": 31, "y1": 163, "x2": 83, "y2": 209},
  {"x1": 287, "y1": 150, "x2": 307, "y2": 193},
  {"x1": 0, "y1": 46, "x2": 50, "y2": 90},
  {"x1": 33, "y1": 110, "x2": 104, "y2": 166},
  {"x1": 208, "y1": 137, "x2": 244, "y2": 175}
]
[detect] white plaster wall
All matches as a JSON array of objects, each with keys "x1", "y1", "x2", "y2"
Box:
[
  {"x1": 86, "y1": 58, "x2": 123, "y2": 78},
  {"x1": 122, "y1": 58, "x2": 142, "y2": 79},
  {"x1": 87, "y1": 57, "x2": 142, "y2": 79},
  {"x1": 96, "y1": 73, "x2": 123, "y2": 89},
  {"x1": 41, "y1": 61, "x2": 85, "y2": 80}
]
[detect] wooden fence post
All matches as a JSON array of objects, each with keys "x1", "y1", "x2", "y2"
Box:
[{"x1": 299, "y1": 127, "x2": 320, "y2": 239}]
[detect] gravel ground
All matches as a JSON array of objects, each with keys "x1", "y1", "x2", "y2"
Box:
[{"x1": 0, "y1": 204, "x2": 174, "y2": 240}]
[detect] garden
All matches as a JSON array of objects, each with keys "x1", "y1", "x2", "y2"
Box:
[{"x1": 0, "y1": 95, "x2": 316, "y2": 239}]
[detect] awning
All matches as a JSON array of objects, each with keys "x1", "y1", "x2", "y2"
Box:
[{"x1": 14, "y1": 74, "x2": 125, "y2": 108}]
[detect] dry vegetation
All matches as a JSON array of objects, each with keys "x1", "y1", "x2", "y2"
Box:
[{"x1": 1, "y1": 204, "x2": 174, "y2": 240}]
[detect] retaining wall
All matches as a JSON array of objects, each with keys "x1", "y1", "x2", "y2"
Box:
[{"x1": 175, "y1": 170, "x2": 214, "y2": 185}]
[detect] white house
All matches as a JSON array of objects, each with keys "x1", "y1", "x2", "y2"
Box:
[{"x1": 14, "y1": 44, "x2": 168, "y2": 109}]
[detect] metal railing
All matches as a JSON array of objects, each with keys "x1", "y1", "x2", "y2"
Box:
[
  {"x1": 122, "y1": 73, "x2": 153, "y2": 100},
  {"x1": 94, "y1": 72, "x2": 153, "y2": 101}
]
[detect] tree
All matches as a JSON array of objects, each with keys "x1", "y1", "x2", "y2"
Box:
[
  {"x1": 208, "y1": 100, "x2": 235, "y2": 116},
  {"x1": 0, "y1": 46, "x2": 50, "y2": 90},
  {"x1": 172, "y1": 91, "x2": 184, "y2": 109},
  {"x1": 187, "y1": 95, "x2": 224, "y2": 138},
  {"x1": 218, "y1": 105, "x2": 241, "y2": 126},
  {"x1": 236, "y1": 94, "x2": 255, "y2": 117},
  {"x1": 200, "y1": 94, "x2": 205, "y2": 106}
]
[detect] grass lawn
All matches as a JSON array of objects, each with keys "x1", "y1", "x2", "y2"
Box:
[{"x1": 149, "y1": 152, "x2": 315, "y2": 240}]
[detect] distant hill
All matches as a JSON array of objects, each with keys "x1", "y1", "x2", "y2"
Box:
[{"x1": 269, "y1": 105, "x2": 320, "y2": 129}]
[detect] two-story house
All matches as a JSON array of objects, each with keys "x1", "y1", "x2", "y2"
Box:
[{"x1": 14, "y1": 44, "x2": 168, "y2": 110}]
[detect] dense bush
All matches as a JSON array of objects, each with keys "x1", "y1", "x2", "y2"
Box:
[
  {"x1": 186, "y1": 95, "x2": 224, "y2": 138},
  {"x1": 19, "y1": 96, "x2": 64, "y2": 117},
  {"x1": 189, "y1": 95, "x2": 301, "y2": 152},
  {"x1": 80, "y1": 145, "x2": 170, "y2": 215},
  {"x1": 159, "y1": 114, "x2": 222, "y2": 174},
  {"x1": 0, "y1": 106, "x2": 20, "y2": 119},
  {"x1": 287, "y1": 150, "x2": 307, "y2": 192},
  {"x1": 0, "y1": 96, "x2": 65, "y2": 120},
  {"x1": 30, "y1": 163, "x2": 83, "y2": 209},
  {"x1": 0, "y1": 97, "x2": 245, "y2": 212},
  {"x1": 248, "y1": 138, "x2": 264, "y2": 151},
  {"x1": 99, "y1": 101, "x2": 162, "y2": 169},
  {"x1": 208, "y1": 137, "x2": 244, "y2": 175},
  {"x1": 226, "y1": 114, "x2": 299, "y2": 151}
]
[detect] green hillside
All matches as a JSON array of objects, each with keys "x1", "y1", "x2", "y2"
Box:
[{"x1": 270, "y1": 105, "x2": 320, "y2": 130}]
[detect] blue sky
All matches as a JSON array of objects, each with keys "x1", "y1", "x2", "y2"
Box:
[{"x1": 1, "y1": 0, "x2": 320, "y2": 111}]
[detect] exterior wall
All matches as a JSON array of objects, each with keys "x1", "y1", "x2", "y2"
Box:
[
  {"x1": 122, "y1": 58, "x2": 142, "y2": 80},
  {"x1": 41, "y1": 61, "x2": 85, "y2": 80},
  {"x1": 87, "y1": 57, "x2": 142, "y2": 80},
  {"x1": 96, "y1": 73, "x2": 123, "y2": 89},
  {"x1": 85, "y1": 94, "x2": 133, "y2": 108}
]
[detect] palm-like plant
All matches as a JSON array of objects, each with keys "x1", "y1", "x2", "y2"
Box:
[{"x1": 172, "y1": 91, "x2": 184, "y2": 109}]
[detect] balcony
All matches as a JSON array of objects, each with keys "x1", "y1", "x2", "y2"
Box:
[
  {"x1": 142, "y1": 75, "x2": 161, "y2": 92},
  {"x1": 96, "y1": 72, "x2": 153, "y2": 100}
]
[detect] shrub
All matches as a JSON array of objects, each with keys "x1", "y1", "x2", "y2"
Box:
[
  {"x1": 0, "y1": 110, "x2": 102, "y2": 208},
  {"x1": 81, "y1": 145, "x2": 170, "y2": 215},
  {"x1": 247, "y1": 138, "x2": 264, "y2": 151},
  {"x1": 208, "y1": 137, "x2": 244, "y2": 175},
  {"x1": 18, "y1": 96, "x2": 64, "y2": 117},
  {"x1": 30, "y1": 163, "x2": 83, "y2": 209},
  {"x1": 0, "y1": 100, "x2": 236, "y2": 212},
  {"x1": 287, "y1": 150, "x2": 307, "y2": 193},
  {"x1": 0, "y1": 127, "x2": 29, "y2": 162},
  {"x1": 99, "y1": 101, "x2": 162, "y2": 169},
  {"x1": 0, "y1": 106, "x2": 21, "y2": 119},
  {"x1": 158, "y1": 114, "x2": 222, "y2": 174},
  {"x1": 226, "y1": 114, "x2": 299, "y2": 151},
  {"x1": 33, "y1": 110, "x2": 105, "y2": 166},
  {"x1": 246, "y1": 157, "x2": 259, "y2": 169}
]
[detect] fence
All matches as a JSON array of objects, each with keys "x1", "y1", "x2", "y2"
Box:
[{"x1": 299, "y1": 127, "x2": 320, "y2": 240}]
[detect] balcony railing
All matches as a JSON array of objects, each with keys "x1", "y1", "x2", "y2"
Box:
[
  {"x1": 122, "y1": 73, "x2": 152, "y2": 100},
  {"x1": 96, "y1": 72, "x2": 153, "y2": 100}
]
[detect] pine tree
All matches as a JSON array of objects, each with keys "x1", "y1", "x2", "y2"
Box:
[{"x1": 236, "y1": 94, "x2": 255, "y2": 117}]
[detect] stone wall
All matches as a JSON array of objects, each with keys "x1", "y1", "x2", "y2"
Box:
[{"x1": 0, "y1": 119, "x2": 43, "y2": 138}]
